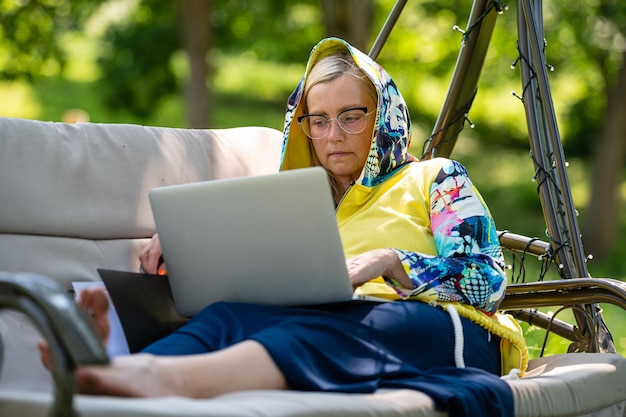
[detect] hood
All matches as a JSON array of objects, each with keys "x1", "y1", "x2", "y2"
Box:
[{"x1": 279, "y1": 38, "x2": 415, "y2": 187}]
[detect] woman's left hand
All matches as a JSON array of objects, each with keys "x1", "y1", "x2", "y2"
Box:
[{"x1": 346, "y1": 248, "x2": 412, "y2": 289}]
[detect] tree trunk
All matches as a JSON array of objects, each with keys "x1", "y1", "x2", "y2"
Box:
[
  {"x1": 582, "y1": 52, "x2": 626, "y2": 260},
  {"x1": 319, "y1": 0, "x2": 374, "y2": 52},
  {"x1": 180, "y1": 0, "x2": 212, "y2": 128}
]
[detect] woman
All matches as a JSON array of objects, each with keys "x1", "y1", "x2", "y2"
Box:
[{"x1": 44, "y1": 38, "x2": 526, "y2": 416}]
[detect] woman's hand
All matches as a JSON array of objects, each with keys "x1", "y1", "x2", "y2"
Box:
[
  {"x1": 346, "y1": 248, "x2": 412, "y2": 290},
  {"x1": 138, "y1": 233, "x2": 167, "y2": 275}
]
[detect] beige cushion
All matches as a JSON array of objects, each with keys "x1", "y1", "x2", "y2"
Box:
[
  {"x1": 0, "y1": 118, "x2": 281, "y2": 240},
  {"x1": 0, "y1": 353, "x2": 625, "y2": 417},
  {"x1": 511, "y1": 353, "x2": 626, "y2": 417},
  {"x1": 0, "y1": 117, "x2": 282, "y2": 286},
  {"x1": 0, "y1": 235, "x2": 147, "y2": 285}
]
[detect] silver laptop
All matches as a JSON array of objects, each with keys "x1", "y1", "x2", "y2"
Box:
[{"x1": 149, "y1": 167, "x2": 370, "y2": 317}]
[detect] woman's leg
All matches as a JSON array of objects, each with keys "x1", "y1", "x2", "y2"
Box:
[{"x1": 76, "y1": 340, "x2": 288, "y2": 398}]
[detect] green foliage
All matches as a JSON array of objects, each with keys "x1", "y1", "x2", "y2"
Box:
[
  {"x1": 538, "y1": 0, "x2": 626, "y2": 156},
  {"x1": 0, "y1": 0, "x2": 99, "y2": 79},
  {"x1": 562, "y1": 96, "x2": 603, "y2": 157},
  {"x1": 211, "y1": 0, "x2": 324, "y2": 62},
  {"x1": 96, "y1": 0, "x2": 179, "y2": 118},
  {"x1": 92, "y1": 0, "x2": 326, "y2": 118}
]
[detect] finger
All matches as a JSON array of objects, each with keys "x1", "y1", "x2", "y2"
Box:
[
  {"x1": 37, "y1": 340, "x2": 52, "y2": 371},
  {"x1": 140, "y1": 235, "x2": 163, "y2": 275},
  {"x1": 138, "y1": 237, "x2": 153, "y2": 264},
  {"x1": 139, "y1": 249, "x2": 157, "y2": 274},
  {"x1": 146, "y1": 254, "x2": 162, "y2": 275}
]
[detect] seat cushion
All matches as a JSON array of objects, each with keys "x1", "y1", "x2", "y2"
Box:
[
  {"x1": 0, "y1": 351, "x2": 624, "y2": 417},
  {"x1": 0, "y1": 389, "x2": 446, "y2": 417},
  {"x1": 510, "y1": 353, "x2": 626, "y2": 417}
]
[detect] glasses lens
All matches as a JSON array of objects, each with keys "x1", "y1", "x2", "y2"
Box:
[
  {"x1": 299, "y1": 108, "x2": 370, "y2": 139},
  {"x1": 300, "y1": 115, "x2": 329, "y2": 139},
  {"x1": 338, "y1": 109, "x2": 367, "y2": 134}
]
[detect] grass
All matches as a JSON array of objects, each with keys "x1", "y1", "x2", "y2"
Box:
[{"x1": 1, "y1": 55, "x2": 624, "y2": 359}]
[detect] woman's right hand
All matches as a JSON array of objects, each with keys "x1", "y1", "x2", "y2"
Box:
[
  {"x1": 139, "y1": 233, "x2": 167, "y2": 275},
  {"x1": 346, "y1": 248, "x2": 411, "y2": 290}
]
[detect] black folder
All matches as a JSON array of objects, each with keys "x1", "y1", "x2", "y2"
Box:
[{"x1": 97, "y1": 269, "x2": 189, "y2": 353}]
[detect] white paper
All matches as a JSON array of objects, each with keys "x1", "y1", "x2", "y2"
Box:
[{"x1": 71, "y1": 281, "x2": 130, "y2": 358}]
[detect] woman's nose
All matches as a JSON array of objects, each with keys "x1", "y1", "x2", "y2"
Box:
[{"x1": 326, "y1": 120, "x2": 344, "y2": 141}]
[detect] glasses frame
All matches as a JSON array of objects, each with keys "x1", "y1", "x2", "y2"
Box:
[{"x1": 297, "y1": 107, "x2": 376, "y2": 140}]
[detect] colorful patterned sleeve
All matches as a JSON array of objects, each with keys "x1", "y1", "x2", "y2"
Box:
[{"x1": 384, "y1": 160, "x2": 507, "y2": 314}]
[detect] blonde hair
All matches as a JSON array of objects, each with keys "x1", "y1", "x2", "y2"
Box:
[{"x1": 303, "y1": 50, "x2": 377, "y2": 202}]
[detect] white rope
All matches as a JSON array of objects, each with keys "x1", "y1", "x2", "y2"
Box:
[
  {"x1": 446, "y1": 304, "x2": 466, "y2": 368},
  {"x1": 501, "y1": 368, "x2": 522, "y2": 380}
]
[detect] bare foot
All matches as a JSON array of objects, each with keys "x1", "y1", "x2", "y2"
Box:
[
  {"x1": 76, "y1": 354, "x2": 185, "y2": 397},
  {"x1": 37, "y1": 287, "x2": 184, "y2": 397},
  {"x1": 78, "y1": 287, "x2": 111, "y2": 345},
  {"x1": 38, "y1": 287, "x2": 111, "y2": 371}
]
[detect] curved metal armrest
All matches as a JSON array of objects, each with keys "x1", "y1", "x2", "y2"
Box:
[
  {"x1": 501, "y1": 277, "x2": 626, "y2": 311},
  {"x1": 0, "y1": 272, "x2": 109, "y2": 417},
  {"x1": 498, "y1": 230, "x2": 551, "y2": 257}
]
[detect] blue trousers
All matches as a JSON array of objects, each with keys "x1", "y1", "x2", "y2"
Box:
[{"x1": 143, "y1": 300, "x2": 512, "y2": 417}]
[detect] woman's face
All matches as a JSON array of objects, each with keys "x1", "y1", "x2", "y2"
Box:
[{"x1": 306, "y1": 73, "x2": 376, "y2": 192}]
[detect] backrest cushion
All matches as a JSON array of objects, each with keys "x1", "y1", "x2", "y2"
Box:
[
  {"x1": 0, "y1": 117, "x2": 283, "y2": 285},
  {"x1": 0, "y1": 118, "x2": 282, "y2": 239}
]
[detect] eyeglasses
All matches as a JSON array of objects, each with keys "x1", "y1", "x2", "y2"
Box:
[{"x1": 297, "y1": 107, "x2": 375, "y2": 140}]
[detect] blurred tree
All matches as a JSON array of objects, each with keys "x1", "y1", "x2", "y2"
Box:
[
  {"x1": 181, "y1": 0, "x2": 212, "y2": 128},
  {"x1": 0, "y1": 0, "x2": 382, "y2": 128},
  {"x1": 0, "y1": 0, "x2": 326, "y2": 126},
  {"x1": 578, "y1": 1, "x2": 626, "y2": 261},
  {"x1": 585, "y1": 54, "x2": 626, "y2": 261},
  {"x1": 96, "y1": 1, "x2": 180, "y2": 120},
  {"x1": 319, "y1": 0, "x2": 374, "y2": 52},
  {"x1": 0, "y1": 0, "x2": 99, "y2": 79},
  {"x1": 96, "y1": 0, "x2": 327, "y2": 127},
  {"x1": 536, "y1": 0, "x2": 626, "y2": 260}
]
